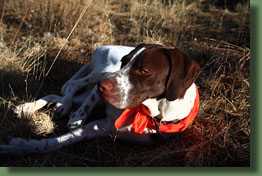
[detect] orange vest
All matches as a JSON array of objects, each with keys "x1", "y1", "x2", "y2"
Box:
[{"x1": 115, "y1": 85, "x2": 199, "y2": 134}]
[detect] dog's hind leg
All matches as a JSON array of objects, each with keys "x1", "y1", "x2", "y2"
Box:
[{"x1": 0, "y1": 118, "x2": 112, "y2": 155}]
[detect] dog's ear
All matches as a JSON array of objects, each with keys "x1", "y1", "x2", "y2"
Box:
[
  {"x1": 164, "y1": 48, "x2": 200, "y2": 101},
  {"x1": 121, "y1": 43, "x2": 164, "y2": 68}
]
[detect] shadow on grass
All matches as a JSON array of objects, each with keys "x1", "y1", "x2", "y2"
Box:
[{"x1": 0, "y1": 57, "x2": 84, "y2": 100}]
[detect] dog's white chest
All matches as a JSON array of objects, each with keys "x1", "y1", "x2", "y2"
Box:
[{"x1": 142, "y1": 83, "x2": 197, "y2": 122}]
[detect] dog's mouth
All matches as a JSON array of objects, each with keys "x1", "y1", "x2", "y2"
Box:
[
  {"x1": 99, "y1": 92, "x2": 113, "y2": 103},
  {"x1": 99, "y1": 92, "x2": 146, "y2": 110},
  {"x1": 98, "y1": 89, "x2": 125, "y2": 109}
]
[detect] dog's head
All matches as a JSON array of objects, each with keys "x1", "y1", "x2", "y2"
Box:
[{"x1": 98, "y1": 44, "x2": 200, "y2": 109}]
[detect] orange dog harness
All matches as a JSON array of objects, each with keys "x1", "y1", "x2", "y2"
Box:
[{"x1": 115, "y1": 85, "x2": 199, "y2": 134}]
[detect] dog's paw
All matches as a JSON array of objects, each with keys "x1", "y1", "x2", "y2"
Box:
[
  {"x1": 54, "y1": 100, "x2": 72, "y2": 117},
  {"x1": 67, "y1": 120, "x2": 84, "y2": 130},
  {"x1": 14, "y1": 100, "x2": 48, "y2": 116},
  {"x1": 67, "y1": 112, "x2": 85, "y2": 130}
]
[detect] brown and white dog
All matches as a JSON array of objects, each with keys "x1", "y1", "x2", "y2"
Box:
[{"x1": 0, "y1": 44, "x2": 200, "y2": 154}]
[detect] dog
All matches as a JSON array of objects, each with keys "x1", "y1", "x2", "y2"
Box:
[{"x1": 0, "y1": 43, "x2": 200, "y2": 155}]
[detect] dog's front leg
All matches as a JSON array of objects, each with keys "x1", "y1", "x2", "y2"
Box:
[
  {"x1": 67, "y1": 85, "x2": 101, "y2": 129},
  {"x1": 14, "y1": 95, "x2": 63, "y2": 116},
  {"x1": 61, "y1": 63, "x2": 92, "y2": 96},
  {"x1": 0, "y1": 118, "x2": 112, "y2": 155},
  {"x1": 55, "y1": 72, "x2": 106, "y2": 117}
]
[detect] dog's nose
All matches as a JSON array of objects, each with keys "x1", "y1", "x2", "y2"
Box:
[{"x1": 98, "y1": 80, "x2": 113, "y2": 93}]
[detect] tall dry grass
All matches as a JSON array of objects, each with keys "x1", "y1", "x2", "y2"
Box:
[{"x1": 0, "y1": 0, "x2": 249, "y2": 166}]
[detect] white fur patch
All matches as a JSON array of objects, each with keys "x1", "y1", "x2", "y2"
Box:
[
  {"x1": 142, "y1": 83, "x2": 197, "y2": 122},
  {"x1": 114, "y1": 47, "x2": 146, "y2": 108}
]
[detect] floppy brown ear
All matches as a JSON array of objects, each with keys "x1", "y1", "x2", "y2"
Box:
[{"x1": 164, "y1": 48, "x2": 200, "y2": 101}]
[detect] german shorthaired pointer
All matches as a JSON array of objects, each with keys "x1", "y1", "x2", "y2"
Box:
[{"x1": 0, "y1": 44, "x2": 200, "y2": 154}]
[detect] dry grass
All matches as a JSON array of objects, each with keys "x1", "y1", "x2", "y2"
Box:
[{"x1": 0, "y1": 0, "x2": 249, "y2": 166}]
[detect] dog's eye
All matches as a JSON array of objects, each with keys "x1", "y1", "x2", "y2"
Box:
[
  {"x1": 137, "y1": 68, "x2": 151, "y2": 75},
  {"x1": 141, "y1": 68, "x2": 149, "y2": 74}
]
